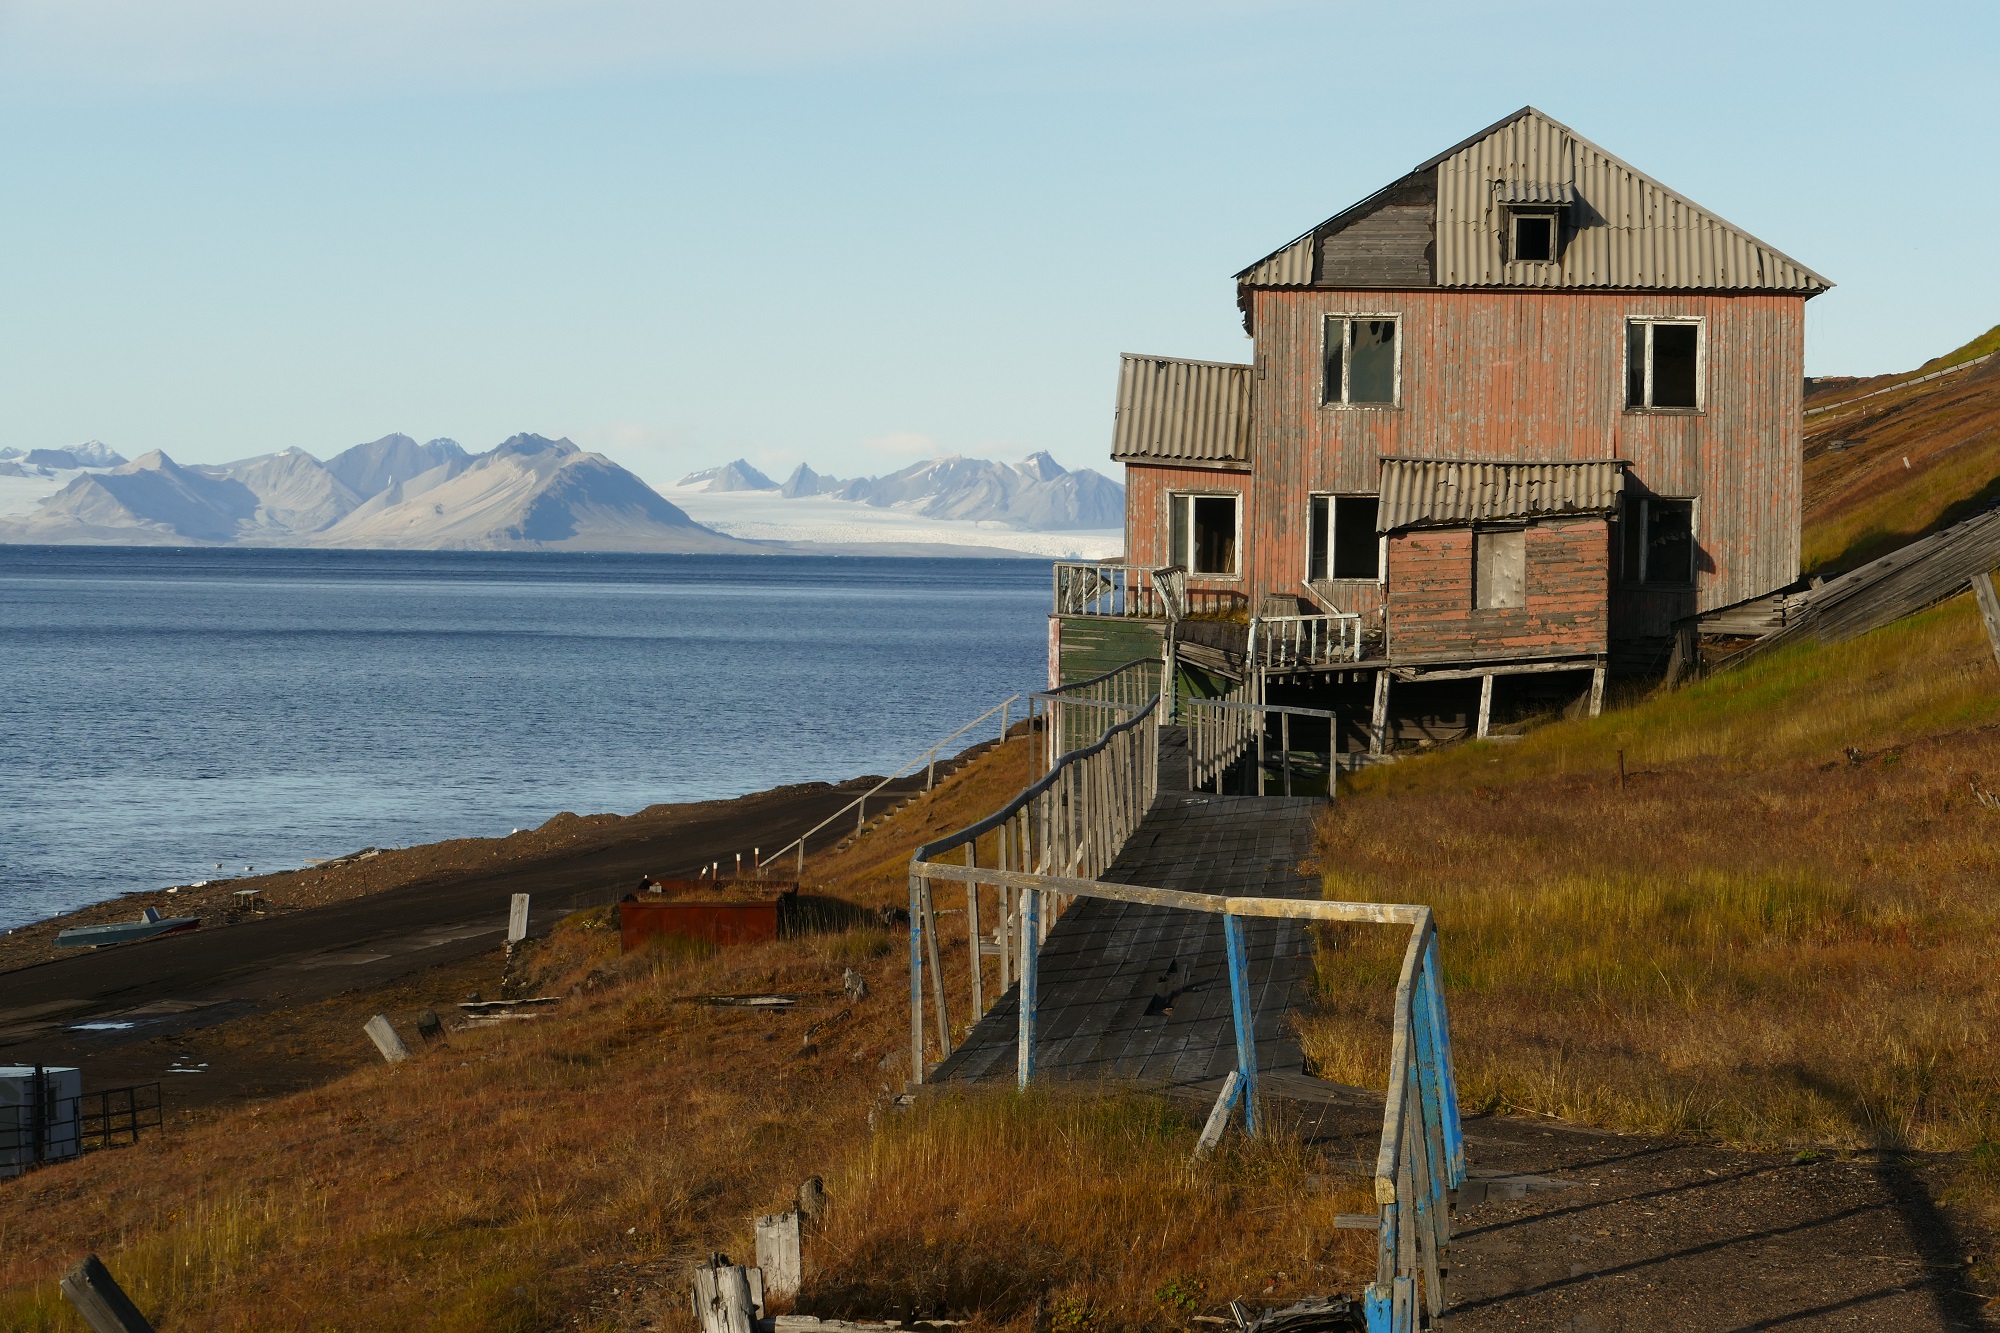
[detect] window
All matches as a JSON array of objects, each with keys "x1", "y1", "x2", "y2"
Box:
[
  {"x1": 1510, "y1": 211, "x2": 1557, "y2": 262},
  {"x1": 1474, "y1": 529, "x2": 1526, "y2": 609},
  {"x1": 1170, "y1": 493, "x2": 1239, "y2": 576},
  {"x1": 1322, "y1": 316, "x2": 1399, "y2": 406},
  {"x1": 1619, "y1": 497, "x2": 1696, "y2": 585},
  {"x1": 1307, "y1": 495, "x2": 1381, "y2": 581},
  {"x1": 1626, "y1": 319, "x2": 1703, "y2": 410}
]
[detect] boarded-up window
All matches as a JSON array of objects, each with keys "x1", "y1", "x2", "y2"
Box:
[
  {"x1": 1626, "y1": 319, "x2": 1703, "y2": 410},
  {"x1": 1172, "y1": 493, "x2": 1239, "y2": 576},
  {"x1": 1322, "y1": 317, "x2": 1400, "y2": 406},
  {"x1": 1308, "y1": 495, "x2": 1382, "y2": 581},
  {"x1": 1510, "y1": 212, "x2": 1556, "y2": 262},
  {"x1": 1474, "y1": 529, "x2": 1526, "y2": 609}
]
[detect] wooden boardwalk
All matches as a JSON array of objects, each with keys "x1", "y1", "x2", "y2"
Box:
[{"x1": 932, "y1": 725, "x2": 1327, "y2": 1093}]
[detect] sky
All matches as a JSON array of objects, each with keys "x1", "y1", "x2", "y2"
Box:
[{"x1": 2, "y1": 1, "x2": 1995, "y2": 490}]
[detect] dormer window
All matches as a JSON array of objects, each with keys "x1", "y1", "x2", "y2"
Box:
[{"x1": 1510, "y1": 211, "x2": 1557, "y2": 263}]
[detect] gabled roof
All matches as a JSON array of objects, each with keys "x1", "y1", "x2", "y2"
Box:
[{"x1": 1236, "y1": 106, "x2": 1832, "y2": 296}]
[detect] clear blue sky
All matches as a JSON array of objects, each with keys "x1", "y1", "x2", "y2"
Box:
[{"x1": 2, "y1": 1, "x2": 1994, "y2": 488}]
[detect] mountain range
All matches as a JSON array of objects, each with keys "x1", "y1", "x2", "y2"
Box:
[
  {"x1": 0, "y1": 434, "x2": 754, "y2": 553},
  {"x1": 675, "y1": 452, "x2": 1123, "y2": 530}
]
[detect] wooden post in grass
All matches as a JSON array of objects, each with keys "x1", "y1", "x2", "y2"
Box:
[
  {"x1": 691, "y1": 1259, "x2": 759, "y2": 1333},
  {"x1": 507, "y1": 894, "x2": 530, "y2": 947},
  {"x1": 1193, "y1": 1070, "x2": 1243, "y2": 1160},
  {"x1": 755, "y1": 1212, "x2": 802, "y2": 1300},
  {"x1": 1476, "y1": 675, "x2": 1493, "y2": 740},
  {"x1": 1017, "y1": 886, "x2": 1040, "y2": 1090},
  {"x1": 1972, "y1": 572, "x2": 2000, "y2": 666},
  {"x1": 1370, "y1": 670, "x2": 1392, "y2": 755},
  {"x1": 60, "y1": 1254, "x2": 154, "y2": 1333},
  {"x1": 364, "y1": 1015, "x2": 410, "y2": 1064}
]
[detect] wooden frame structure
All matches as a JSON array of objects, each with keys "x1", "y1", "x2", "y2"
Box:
[{"x1": 906, "y1": 687, "x2": 1466, "y2": 1330}]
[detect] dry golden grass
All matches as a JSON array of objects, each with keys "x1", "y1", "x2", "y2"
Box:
[
  {"x1": 0, "y1": 732, "x2": 1364, "y2": 1331},
  {"x1": 1303, "y1": 593, "x2": 2000, "y2": 1175}
]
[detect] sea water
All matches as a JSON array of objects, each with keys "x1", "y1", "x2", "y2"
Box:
[{"x1": 0, "y1": 547, "x2": 1053, "y2": 929}]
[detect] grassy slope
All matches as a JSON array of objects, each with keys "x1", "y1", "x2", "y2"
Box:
[
  {"x1": 0, "y1": 734, "x2": 1370, "y2": 1332},
  {"x1": 1801, "y1": 325, "x2": 2000, "y2": 575}
]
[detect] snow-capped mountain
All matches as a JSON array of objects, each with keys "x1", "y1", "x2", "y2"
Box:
[
  {"x1": 750, "y1": 452, "x2": 1122, "y2": 531},
  {"x1": 0, "y1": 435, "x2": 757, "y2": 553},
  {"x1": 678, "y1": 459, "x2": 778, "y2": 492}
]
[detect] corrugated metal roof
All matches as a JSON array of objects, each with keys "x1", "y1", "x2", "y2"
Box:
[
  {"x1": 1377, "y1": 458, "x2": 1626, "y2": 531},
  {"x1": 1237, "y1": 234, "x2": 1316, "y2": 288},
  {"x1": 1493, "y1": 180, "x2": 1575, "y2": 206},
  {"x1": 1234, "y1": 106, "x2": 1830, "y2": 296},
  {"x1": 1436, "y1": 109, "x2": 1832, "y2": 292},
  {"x1": 1111, "y1": 355, "x2": 1252, "y2": 466}
]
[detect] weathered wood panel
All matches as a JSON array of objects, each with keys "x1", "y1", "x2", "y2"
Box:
[
  {"x1": 1385, "y1": 517, "x2": 1609, "y2": 661},
  {"x1": 1055, "y1": 616, "x2": 1163, "y2": 686},
  {"x1": 1121, "y1": 460, "x2": 1253, "y2": 604},
  {"x1": 1318, "y1": 203, "x2": 1433, "y2": 288},
  {"x1": 1243, "y1": 288, "x2": 1804, "y2": 617}
]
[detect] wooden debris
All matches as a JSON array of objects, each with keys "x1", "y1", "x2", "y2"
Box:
[
  {"x1": 679, "y1": 994, "x2": 797, "y2": 1009},
  {"x1": 1193, "y1": 1070, "x2": 1243, "y2": 1160},
  {"x1": 363, "y1": 1015, "x2": 410, "y2": 1064},
  {"x1": 754, "y1": 1211, "x2": 803, "y2": 1300},
  {"x1": 59, "y1": 1254, "x2": 155, "y2": 1333},
  {"x1": 691, "y1": 1257, "x2": 761, "y2": 1333}
]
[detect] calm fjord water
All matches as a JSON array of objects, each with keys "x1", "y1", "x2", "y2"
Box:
[{"x1": 0, "y1": 547, "x2": 1052, "y2": 930}]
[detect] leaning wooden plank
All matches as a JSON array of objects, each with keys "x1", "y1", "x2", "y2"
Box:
[
  {"x1": 1192, "y1": 1069, "x2": 1243, "y2": 1159},
  {"x1": 363, "y1": 1014, "x2": 410, "y2": 1064},
  {"x1": 1971, "y1": 572, "x2": 2000, "y2": 666},
  {"x1": 59, "y1": 1255, "x2": 155, "y2": 1333}
]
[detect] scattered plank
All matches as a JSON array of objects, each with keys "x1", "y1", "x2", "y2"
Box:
[
  {"x1": 60, "y1": 1254, "x2": 155, "y2": 1333},
  {"x1": 755, "y1": 1212, "x2": 803, "y2": 1300},
  {"x1": 1193, "y1": 1069, "x2": 1243, "y2": 1159}
]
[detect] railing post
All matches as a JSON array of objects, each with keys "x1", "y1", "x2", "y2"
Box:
[
  {"x1": 909, "y1": 872, "x2": 925, "y2": 1085},
  {"x1": 966, "y1": 844, "x2": 983, "y2": 1019},
  {"x1": 1221, "y1": 913, "x2": 1260, "y2": 1136},
  {"x1": 1017, "y1": 884, "x2": 1039, "y2": 1090}
]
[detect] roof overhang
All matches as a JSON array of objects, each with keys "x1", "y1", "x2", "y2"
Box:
[{"x1": 1377, "y1": 458, "x2": 1627, "y2": 532}]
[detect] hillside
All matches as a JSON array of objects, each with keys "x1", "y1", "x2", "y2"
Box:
[{"x1": 1801, "y1": 323, "x2": 2000, "y2": 575}]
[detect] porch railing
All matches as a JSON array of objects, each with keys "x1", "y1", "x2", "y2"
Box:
[
  {"x1": 1185, "y1": 679, "x2": 1256, "y2": 790},
  {"x1": 1036, "y1": 657, "x2": 1163, "y2": 766},
  {"x1": 1248, "y1": 612, "x2": 1364, "y2": 668},
  {"x1": 1186, "y1": 697, "x2": 1344, "y2": 796},
  {"x1": 1053, "y1": 562, "x2": 1248, "y2": 620}
]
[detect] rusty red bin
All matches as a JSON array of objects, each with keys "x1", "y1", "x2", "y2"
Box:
[{"x1": 617, "y1": 880, "x2": 798, "y2": 953}]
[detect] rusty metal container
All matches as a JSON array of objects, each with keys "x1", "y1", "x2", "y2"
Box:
[{"x1": 617, "y1": 881, "x2": 798, "y2": 953}]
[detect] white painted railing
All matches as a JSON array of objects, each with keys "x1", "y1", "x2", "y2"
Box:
[{"x1": 1248, "y1": 612, "x2": 1364, "y2": 668}]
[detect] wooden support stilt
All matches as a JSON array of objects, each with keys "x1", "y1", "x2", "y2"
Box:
[
  {"x1": 1476, "y1": 674, "x2": 1493, "y2": 740},
  {"x1": 1370, "y1": 669, "x2": 1392, "y2": 755},
  {"x1": 1589, "y1": 664, "x2": 1607, "y2": 718}
]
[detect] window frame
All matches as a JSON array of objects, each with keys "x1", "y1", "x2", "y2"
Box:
[
  {"x1": 1167, "y1": 489, "x2": 1243, "y2": 579},
  {"x1": 1306, "y1": 492, "x2": 1385, "y2": 584},
  {"x1": 1624, "y1": 315, "x2": 1707, "y2": 414},
  {"x1": 1617, "y1": 495, "x2": 1699, "y2": 588},
  {"x1": 1320, "y1": 313, "x2": 1403, "y2": 410},
  {"x1": 1507, "y1": 209, "x2": 1560, "y2": 264}
]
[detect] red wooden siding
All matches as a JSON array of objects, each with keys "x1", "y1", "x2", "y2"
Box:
[
  {"x1": 1243, "y1": 288, "x2": 1805, "y2": 617},
  {"x1": 1121, "y1": 461, "x2": 1252, "y2": 603},
  {"x1": 1385, "y1": 517, "x2": 1609, "y2": 661}
]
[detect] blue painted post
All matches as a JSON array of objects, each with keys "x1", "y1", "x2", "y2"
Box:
[
  {"x1": 1410, "y1": 983, "x2": 1449, "y2": 1224},
  {"x1": 1221, "y1": 912, "x2": 1260, "y2": 1136},
  {"x1": 909, "y1": 874, "x2": 925, "y2": 1085},
  {"x1": 1420, "y1": 936, "x2": 1467, "y2": 1185},
  {"x1": 1017, "y1": 887, "x2": 1040, "y2": 1090},
  {"x1": 1363, "y1": 1283, "x2": 1394, "y2": 1333}
]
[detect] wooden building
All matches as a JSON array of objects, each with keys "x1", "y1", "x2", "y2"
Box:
[{"x1": 1055, "y1": 107, "x2": 1830, "y2": 750}]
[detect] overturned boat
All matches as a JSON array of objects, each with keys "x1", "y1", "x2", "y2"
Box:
[{"x1": 56, "y1": 907, "x2": 201, "y2": 949}]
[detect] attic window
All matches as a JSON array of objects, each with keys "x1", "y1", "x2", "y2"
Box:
[{"x1": 1510, "y1": 212, "x2": 1556, "y2": 263}]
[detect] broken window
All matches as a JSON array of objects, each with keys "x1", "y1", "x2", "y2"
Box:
[
  {"x1": 1171, "y1": 492, "x2": 1239, "y2": 576},
  {"x1": 1308, "y1": 495, "x2": 1382, "y2": 581},
  {"x1": 1474, "y1": 528, "x2": 1526, "y2": 609},
  {"x1": 1510, "y1": 212, "x2": 1557, "y2": 262},
  {"x1": 1322, "y1": 316, "x2": 1400, "y2": 406},
  {"x1": 1619, "y1": 496, "x2": 1696, "y2": 585},
  {"x1": 1626, "y1": 319, "x2": 1703, "y2": 410}
]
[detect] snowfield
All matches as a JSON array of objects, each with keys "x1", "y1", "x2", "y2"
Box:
[{"x1": 660, "y1": 485, "x2": 1123, "y2": 560}]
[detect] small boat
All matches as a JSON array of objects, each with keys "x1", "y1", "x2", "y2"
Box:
[{"x1": 56, "y1": 907, "x2": 202, "y2": 949}]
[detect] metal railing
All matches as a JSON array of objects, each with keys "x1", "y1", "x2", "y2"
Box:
[
  {"x1": 78, "y1": 1083, "x2": 163, "y2": 1152},
  {"x1": 1036, "y1": 658, "x2": 1163, "y2": 767},
  {"x1": 1248, "y1": 612, "x2": 1364, "y2": 668},
  {"x1": 1186, "y1": 697, "x2": 1344, "y2": 796},
  {"x1": 759, "y1": 695, "x2": 1022, "y2": 878},
  {"x1": 906, "y1": 693, "x2": 1161, "y2": 1082}
]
